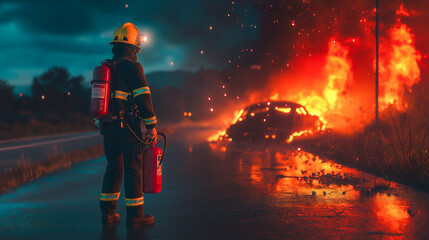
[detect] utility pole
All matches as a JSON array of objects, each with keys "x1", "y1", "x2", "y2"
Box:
[{"x1": 375, "y1": 0, "x2": 379, "y2": 122}]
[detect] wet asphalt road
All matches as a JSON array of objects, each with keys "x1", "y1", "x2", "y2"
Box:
[
  {"x1": 0, "y1": 131, "x2": 102, "y2": 170},
  {"x1": 0, "y1": 127, "x2": 428, "y2": 240}
]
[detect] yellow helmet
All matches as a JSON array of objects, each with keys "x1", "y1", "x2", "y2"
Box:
[{"x1": 110, "y1": 22, "x2": 143, "y2": 52}]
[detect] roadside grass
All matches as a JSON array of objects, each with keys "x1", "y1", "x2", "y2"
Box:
[
  {"x1": 0, "y1": 145, "x2": 104, "y2": 193},
  {"x1": 304, "y1": 110, "x2": 429, "y2": 191},
  {"x1": 0, "y1": 116, "x2": 95, "y2": 140}
]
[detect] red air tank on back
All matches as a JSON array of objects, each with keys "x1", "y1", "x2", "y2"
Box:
[
  {"x1": 143, "y1": 142, "x2": 163, "y2": 193},
  {"x1": 90, "y1": 62, "x2": 112, "y2": 118}
]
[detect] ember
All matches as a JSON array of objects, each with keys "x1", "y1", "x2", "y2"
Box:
[{"x1": 207, "y1": 2, "x2": 424, "y2": 143}]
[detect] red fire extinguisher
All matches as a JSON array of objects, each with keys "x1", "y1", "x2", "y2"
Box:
[
  {"x1": 143, "y1": 133, "x2": 167, "y2": 194},
  {"x1": 90, "y1": 61, "x2": 113, "y2": 118}
]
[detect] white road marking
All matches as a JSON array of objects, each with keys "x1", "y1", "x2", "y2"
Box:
[{"x1": 0, "y1": 134, "x2": 100, "y2": 152}]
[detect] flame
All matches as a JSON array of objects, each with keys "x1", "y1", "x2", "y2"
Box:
[
  {"x1": 207, "y1": 4, "x2": 422, "y2": 141},
  {"x1": 231, "y1": 109, "x2": 245, "y2": 125},
  {"x1": 396, "y1": 4, "x2": 410, "y2": 16},
  {"x1": 207, "y1": 129, "x2": 226, "y2": 142},
  {"x1": 207, "y1": 109, "x2": 244, "y2": 141},
  {"x1": 379, "y1": 23, "x2": 422, "y2": 110},
  {"x1": 323, "y1": 40, "x2": 352, "y2": 110},
  {"x1": 286, "y1": 130, "x2": 314, "y2": 143},
  {"x1": 270, "y1": 39, "x2": 352, "y2": 131}
]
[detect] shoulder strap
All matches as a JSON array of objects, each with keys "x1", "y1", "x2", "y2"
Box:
[{"x1": 107, "y1": 59, "x2": 131, "y2": 94}]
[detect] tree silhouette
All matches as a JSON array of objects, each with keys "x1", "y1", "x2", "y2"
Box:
[
  {"x1": 31, "y1": 67, "x2": 88, "y2": 115},
  {"x1": 0, "y1": 79, "x2": 15, "y2": 118}
]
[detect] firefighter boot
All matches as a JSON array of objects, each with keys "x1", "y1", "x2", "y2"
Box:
[
  {"x1": 102, "y1": 210, "x2": 120, "y2": 224},
  {"x1": 126, "y1": 206, "x2": 154, "y2": 226},
  {"x1": 100, "y1": 200, "x2": 120, "y2": 224}
]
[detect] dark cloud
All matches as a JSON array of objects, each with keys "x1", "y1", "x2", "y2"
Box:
[
  {"x1": 1, "y1": 0, "x2": 428, "y2": 91},
  {"x1": 1, "y1": 1, "x2": 95, "y2": 35}
]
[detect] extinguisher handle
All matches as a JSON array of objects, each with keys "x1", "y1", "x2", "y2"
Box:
[
  {"x1": 119, "y1": 117, "x2": 167, "y2": 165},
  {"x1": 157, "y1": 132, "x2": 167, "y2": 167}
]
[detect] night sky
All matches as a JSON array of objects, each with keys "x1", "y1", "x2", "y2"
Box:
[
  {"x1": 0, "y1": 0, "x2": 259, "y2": 89},
  {"x1": 1, "y1": 0, "x2": 428, "y2": 94}
]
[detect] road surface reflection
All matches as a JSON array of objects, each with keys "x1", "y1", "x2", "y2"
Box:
[{"x1": 208, "y1": 142, "x2": 418, "y2": 238}]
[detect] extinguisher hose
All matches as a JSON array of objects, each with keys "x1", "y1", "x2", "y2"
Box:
[{"x1": 121, "y1": 119, "x2": 167, "y2": 165}]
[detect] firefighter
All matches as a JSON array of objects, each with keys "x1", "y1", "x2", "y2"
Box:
[{"x1": 97, "y1": 22, "x2": 157, "y2": 226}]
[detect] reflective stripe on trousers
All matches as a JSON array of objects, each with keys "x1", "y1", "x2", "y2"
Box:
[
  {"x1": 100, "y1": 192, "x2": 120, "y2": 201},
  {"x1": 125, "y1": 197, "x2": 144, "y2": 206}
]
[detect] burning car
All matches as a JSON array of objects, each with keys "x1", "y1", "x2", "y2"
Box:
[{"x1": 223, "y1": 101, "x2": 323, "y2": 143}]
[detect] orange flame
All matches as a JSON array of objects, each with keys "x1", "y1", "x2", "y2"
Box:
[
  {"x1": 207, "y1": 4, "x2": 422, "y2": 141},
  {"x1": 270, "y1": 39, "x2": 353, "y2": 131},
  {"x1": 379, "y1": 23, "x2": 422, "y2": 110},
  {"x1": 207, "y1": 109, "x2": 244, "y2": 141}
]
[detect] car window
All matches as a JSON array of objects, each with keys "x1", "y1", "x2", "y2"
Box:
[
  {"x1": 296, "y1": 108, "x2": 303, "y2": 115},
  {"x1": 275, "y1": 107, "x2": 292, "y2": 114},
  {"x1": 249, "y1": 107, "x2": 269, "y2": 116},
  {"x1": 300, "y1": 107, "x2": 308, "y2": 115}
]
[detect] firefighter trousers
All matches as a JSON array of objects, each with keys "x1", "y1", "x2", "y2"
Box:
[{"x1": 100, "y1": 134, "x2": 144, "y2": 215}]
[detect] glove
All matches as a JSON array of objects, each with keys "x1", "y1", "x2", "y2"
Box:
[
  {"x1": 94, "y1": 118, "x2": 101, "y2": 128},
  {"x1": 145, "y1": 128, "x2": 157, "y2": 144}
]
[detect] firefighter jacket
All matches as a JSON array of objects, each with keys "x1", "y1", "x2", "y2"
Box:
[{"x1": 101, "y1": 53, "x2": 157, "y2": 136}]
